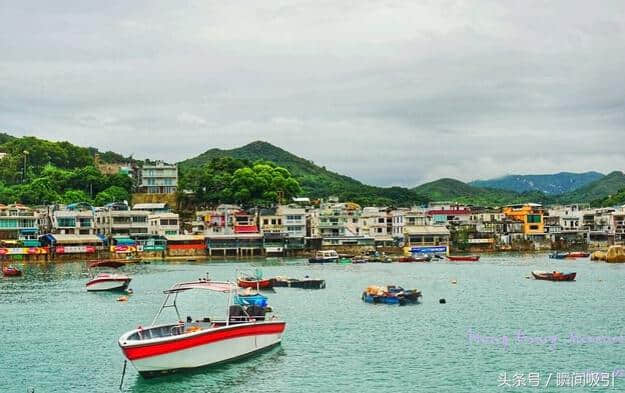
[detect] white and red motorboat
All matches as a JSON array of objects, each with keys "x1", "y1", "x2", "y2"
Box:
[
  {"x1": 86, "y1": 273, "x2": 132, "y2": 291},
  {"x1": 118, "y1": 280, "x2": 286, "y2": 378},
  {"x1": 86, "y1": 261, "x2": 131, "y2": 292}
]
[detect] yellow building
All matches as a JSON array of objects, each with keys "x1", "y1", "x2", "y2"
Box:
[{"x1": 502, "y1": 203, "x2": 544, "y2": 237}]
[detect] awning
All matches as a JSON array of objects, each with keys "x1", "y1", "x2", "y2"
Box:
[
  {"x1": 20, "y1": 228, "x2": 38, "y2": 234},
  {"x1": 164, "y1": 235, "x2": 204, "y2": 242},
  {"x1": 234, "y1": 225, "x2": 259, "y2": 234},
  {"x1": 112, "y1": 236, "x2": 136, "y2": 245},
  {"x1": 43, "y1": 234, "x2": 104, "y2": 244}
]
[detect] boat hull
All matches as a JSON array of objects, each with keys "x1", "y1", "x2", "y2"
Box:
[
  {"x1": 120, "y1": 322, "x2": 286, "y2": 377},
  {"x1": 86, "y1": 277, "x2": 131, "y2": 291},
  {"x1": 447, "y1": 256, "x2": 480, "y2": 262},
  {"x1": 271, "y1": 278, "x2": 326, "y2": 289},
  {"x1": 532, "y1": 271, "x2": 576, "y2": 281},
  {"x1": 237, "y1": 278, "x2": 273, "y2": 289},
  {"x1": 2, "y1": 267, "x2": 22, "y2": 277},
  {"x1": 308, "y1": 257, "x2": 338, "y2": 263}
]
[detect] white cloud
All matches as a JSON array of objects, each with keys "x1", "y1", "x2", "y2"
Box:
[{"x1": 1, "y1": 0, "x2": 625, "y2": 186}]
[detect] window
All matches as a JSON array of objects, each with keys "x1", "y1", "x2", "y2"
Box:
[
  {"x1": 263, "y1": 219, "x2": 269, "y2": 225},
  {"x1": 132, "y1": 216, "x2": 147, "y2": 223},
  {"x1": 378, "y1": 218, "x2": 385, "y2": 224},
  {"x1": 377, "y1": 228, "x2": 383, "y2": 233},
  {"x1": 57, "y1": 218, "x2": 75, "y2": 227},
  {"x1": 527, "y1": 215, "x2": 541, "y2": 223},
  {"x1": 529, "y1": 225, "x2": 539, "y2": 230}
]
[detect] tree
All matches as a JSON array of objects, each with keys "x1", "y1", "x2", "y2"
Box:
[
  {"x1": 62, "y1": 190, "x2": 92, "y2": 204},
  {"x1": 94, "y1": 186, "x2": 130, "y2": 206}
]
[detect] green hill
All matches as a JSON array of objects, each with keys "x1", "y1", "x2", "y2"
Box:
[
  {"x1": 412, "y1": 178, "x2": 552, "y2": 206},
  {"x1": 470, "y1": 172, "x2": 604, "y2": 195},
  {"x1": 179, "y1": 141, "x2": 427, "y2": 206},
  {"x1": 557, "y1": 171, "x2": 625, "y2": 204}
]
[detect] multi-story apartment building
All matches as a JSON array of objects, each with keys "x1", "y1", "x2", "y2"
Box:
[
  {"x1": 95, "y1": 202, "x2": 149, "y2": 237},
  {"x1": 51, "y1": 203, "x2": 95, "y2": 235},
  {"x1": 0, "y1": 204, "x2": 39, "y2": 242},
  {"x1": 502, "y1": 203, "x2": 545, "y2": 239},
  {"x1": 148, "y1": 212, "x2": 180, "y2": 236},
  {"x1": 392, "y1": 208, "x2": 429, "y2": 241},
  {"x1": 138, "y1": 161, "x2": 178, "y2": 194}
]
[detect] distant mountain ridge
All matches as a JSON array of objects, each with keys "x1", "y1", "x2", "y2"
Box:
[
  {"x1": 180, "y1": 141, "x2": 625, "y2": 206},
  {"x1": 469, "y1": 172, "x2": 604, "y2": 195}
]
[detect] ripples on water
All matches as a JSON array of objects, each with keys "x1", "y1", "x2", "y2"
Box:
[{"x1": 1, "y1": 254, "x2": 624, "y2": 393}]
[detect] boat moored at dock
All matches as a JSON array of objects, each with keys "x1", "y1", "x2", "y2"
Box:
[
  {"x1": 361, "y1": 285, "x2": 422, "y2": 305},
  {"x1": 2, "y1": 265, "x2": 22, "y2": 277}
]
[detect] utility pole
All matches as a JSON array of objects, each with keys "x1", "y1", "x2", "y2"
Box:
[{"x1": 22, "y1": 150, "x2": 29, "y2": 183}]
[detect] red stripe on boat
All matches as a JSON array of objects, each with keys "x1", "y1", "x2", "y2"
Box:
[{"x1": 122, "y1": 322, "x2": 286, "y2": 360}]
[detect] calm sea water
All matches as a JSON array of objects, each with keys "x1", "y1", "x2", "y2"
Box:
[{"x1": 1, "y1": 254, "x2": 624, "y2": 393}]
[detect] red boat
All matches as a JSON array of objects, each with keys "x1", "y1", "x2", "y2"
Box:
[
  {"x1": 237, "y1": 277, "x2": 273, "y2": 289},
  {"x1": 447, "y1": 255, "x2": 480, "y2": 262},
  {"x1": 2, "y1": 266, "x2": 22, "y2": 277},
  {"x1": 567, "y1": 252, "x2": 590, "y2": 258},
  {"x1": 532, "y1": 271, "x2": 576, "y2": 281}
]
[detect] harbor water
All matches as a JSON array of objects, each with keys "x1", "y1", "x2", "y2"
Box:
[{"x1": 1, "y1": 254, "x2": 624, "y2": 392}]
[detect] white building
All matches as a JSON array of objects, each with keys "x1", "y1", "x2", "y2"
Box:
[
  {"x1": 139, "y1": 161, "x2": 178, "y2": 194},
  {"x1": 51, "y1": 204, "x2": 95, "y2": 235},
  {"x1": 95, "y1": 203, "x2": 149, "y2": 237},
  {"x1": 148, "y1": 212, "x2": 180, "y2": 236}
]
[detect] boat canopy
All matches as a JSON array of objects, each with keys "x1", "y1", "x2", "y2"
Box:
[{"x1": 163, "y1": 280, "x2": 236, "y2": 294}]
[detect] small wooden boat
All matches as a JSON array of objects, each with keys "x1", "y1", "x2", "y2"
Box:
[
  {"x1": 362, "y1": 285, "x2": 422, "y2": 306},
  {"x1": 567, "y1": 251, "x2": 590, "y2": 258},
  {"x1": 447, "y1": 255, "x2": 480, "y2": 262},
  {"x1": 2, "y1": 265, "x2": 22, "y2": 277},
  {"x1": 338, "y1": 257, "x2": 352, "y2": 264},
  {"x1": 352, "y1": 257, "x2": 368, "y2": 264},
  {"x1": 308, "y1": 250, "x2": 339, "y2": 263},
  {"x1": 531, "y1": 271, "x2": 576, "y2": 281},
  {"x1": 270, "y1": 276, "x2": 326, "y2": 289},
  {"x1": 234, "y1": 290, "x2": 269, "y2": 308},
  {"x1": 549, "y1": 252, "x2": 569, "y2": 259},
  {"x1": 237, "y1": 277, "x2": 273, "y2": 289}
]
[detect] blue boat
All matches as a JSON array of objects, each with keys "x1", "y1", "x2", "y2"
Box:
[
  {"x1": 234, "y1": 293, "x2": 268, "y2": 308},
  {"x1": 361, "y1": 285, "x2": 422, "y2": 306},
  {"x1": 549, "y1": 252, "x2": 569, "y2": 259}
]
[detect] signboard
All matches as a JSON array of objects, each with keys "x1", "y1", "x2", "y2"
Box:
[
  {"x1": 265, "y1": 247, "x2": 283, "y2": 253},
  {"x1": 142, "y1": 245, "x2": 165, "y2": 251},
  {"x1": 0, "y1": 247, "x2": 47, "y2": 255},
  {"x1": 111, "y1": 245, "x2": 137, "y2": 253},
  {"x1": 56, "y1": 246, "x2": 96, "y2": 254},
  {"x1": 410, "y1": 246, "x2": 448, "y2": 254}
]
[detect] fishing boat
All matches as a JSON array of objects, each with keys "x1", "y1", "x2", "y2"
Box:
[
  {"x1": 118, "y1": 280, "x2": 286, "y2": 377},
  {"x1": 361, "y1": 285, "x2": 422, "y2": 306},
  {"x1": 86, "y1": 262, "x2": 131, "y2": 292},
  {"x1": 568, "y1": 251, "x2": 590, "y2": 258},
  {"x1": 446, "y1": 255, "x2": 480, "y2": 262},
  {"x1": 308, "y1": 250, "x2": 339, "y2": 263},
  {"x1": 531, "y1": 271, "x2": 577, "y2": 281},
  {"x1": 270, "y1": 276, "x2": 326, "y2": 289},
  {"x1": 2, "y1": 265, "x2": 22, "y2": 277}
]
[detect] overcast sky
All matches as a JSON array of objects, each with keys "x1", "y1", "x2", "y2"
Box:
[{"x1": 2, "y1": 1, "x2": 625, "y2": 187}]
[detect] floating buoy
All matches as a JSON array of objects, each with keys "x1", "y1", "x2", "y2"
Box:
[
  {"x1": 439, "y1": 298, "x2": 446, "y2": 304},
  {"x1": 126, "y1": 288, "x2": 134, "y2": 294},
  {"x1": 117, "y1": 295, "x2": 128, "y2": 302},
  {"x1": 451, "y1": 280, "x2": 457, "y2": 284}
]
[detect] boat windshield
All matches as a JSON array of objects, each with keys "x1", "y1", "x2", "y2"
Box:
[{"x1": 164, "y1": 280, "x2": 236, "y2": 294}]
